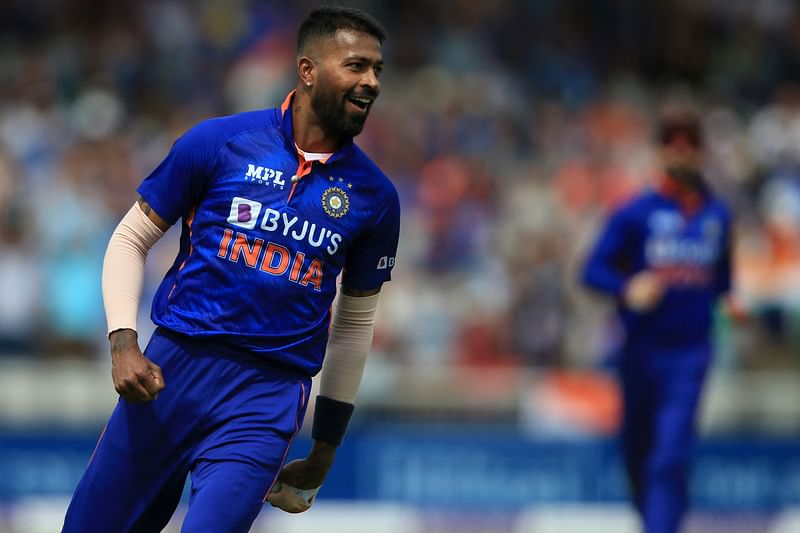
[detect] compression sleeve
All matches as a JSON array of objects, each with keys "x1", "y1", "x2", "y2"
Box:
[
  {"x1": 318, "y1": 292, "x2": 379, "y2": 403},
  {"x1": 312, "y1": 292, "x2": 379, "y2": 445},
  {"x1": 102, "y1": 203, "x2": 165, "y2": 335}
]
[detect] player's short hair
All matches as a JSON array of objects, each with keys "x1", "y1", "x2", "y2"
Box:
[
  {"x1": 297, "y1": 6, "x2": 387, "y2": 55},
  {"x1": 658, "y1": 112, "x2": 703, "y2": 149}
]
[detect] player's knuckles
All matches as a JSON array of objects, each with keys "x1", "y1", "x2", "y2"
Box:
[
  {"x1": 114, "y1": 377, "x2": 134, "y2": 392},
  {"x1": 121, "y1": 374, "x2": 146, "y2": 390},
  {"x1": 133, "y1": 368, "x2": 152, "y2": 381}
]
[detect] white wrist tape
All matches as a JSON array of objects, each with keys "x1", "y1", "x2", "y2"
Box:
[
  {"x1": 318, "y1": 292, "x2": 379, "y2": 404},
  {"x1": 268, "y1": 481, "x2": 320, "y2": 510},
  {"x1": 102, "y1": 203, "x2": 165, "y2": 335}
]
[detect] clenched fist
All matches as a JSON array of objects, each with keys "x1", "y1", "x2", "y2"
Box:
[
  {"x1": 623, "y1": 271, "x2": 665, "y2": 312},
  {"x1": 109, "y1": 329, "x2": 165, "y2": 402}
]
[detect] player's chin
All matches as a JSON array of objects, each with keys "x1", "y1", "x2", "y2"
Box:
[{"x1": 338, "y1": 117, "x2": 367, "y2": 138}]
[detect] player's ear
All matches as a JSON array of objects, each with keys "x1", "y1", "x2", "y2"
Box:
[{"x1": 298, "y1": 56, "x2": 315, "y2": 88}]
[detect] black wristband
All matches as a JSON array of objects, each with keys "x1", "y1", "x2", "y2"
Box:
[{"x1": 312, "y1": 395, "x2": 355, "y2": 446}]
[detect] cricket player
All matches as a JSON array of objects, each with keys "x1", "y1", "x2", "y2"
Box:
[
  {"x1": 581, "y1": 112, "x2": 732, "y2": 533},
  {"x1": 62, "y1": 6, "x2": 399, "y2": 532}
]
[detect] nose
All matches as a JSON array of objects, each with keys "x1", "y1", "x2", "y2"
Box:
[{"x1": 361, "y1": 69, "x2": 380, "y2": 94}]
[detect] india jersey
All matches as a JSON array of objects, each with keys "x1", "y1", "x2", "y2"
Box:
[
  {"x1": 137, "y1": 92, "x2": 400, "y2": 375},
  {"x1": 582, "y1": 188, "x2": 731, "y2": 348}
]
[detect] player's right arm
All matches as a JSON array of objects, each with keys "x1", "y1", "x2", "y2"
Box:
[
  {"x1": 102, "y1": 198, "x2": 170, "y2": 402},
  {"x1": 581, "y1": 207, "x2": 665, "y2": 311},
  {"x1": 137, "y1": 197, "x2": 171, "y2": 231},
  {"x1": 106, "y1": 117, "x2": 221, "y2": 401},
  {"x1": 581, "y1": 208, "x2": 635, "y2": 296}
]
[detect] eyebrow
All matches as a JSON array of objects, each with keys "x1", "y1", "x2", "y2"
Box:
[{"x1": 345, "y1": 55, "x2": 383, "y2": 66}]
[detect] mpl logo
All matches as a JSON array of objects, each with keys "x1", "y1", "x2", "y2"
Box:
[
  {"x1": 228, "y1": 197, "x2": 262, "y2": 229},
  {"x1": 245, "y1": 164, "x2": 286, "y2": 189}
]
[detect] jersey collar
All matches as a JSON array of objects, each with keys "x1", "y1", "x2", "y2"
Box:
[
  {"x1": 278, "y1": 90, "x2": 356, "y2": 164},
  {"x1": 657, "y1": 174, "x2": 707, "y2": 215}
]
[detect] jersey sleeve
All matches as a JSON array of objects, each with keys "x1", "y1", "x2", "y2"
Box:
[
  {"x1": 341, "y1": 189, "x2": 401, "y2": 291},
  {"x1": 581, "y1": 206, "x2": 638, "y2": 297},
  {"x1": 136, "y1": 121, "x2": 220, "y2": 225}
]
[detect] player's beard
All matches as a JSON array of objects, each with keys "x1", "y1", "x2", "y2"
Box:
[
  {"x1": 666, "y1": 166, "x2": 706, "y2": 191},
  {"x1": 311, "y1": 83, "x2": 373, "y2": 140}
]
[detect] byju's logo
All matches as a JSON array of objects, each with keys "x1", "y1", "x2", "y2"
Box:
[
  {"x1": 225, "y1": 197, "x2": 343, "y2": 255},
  {"x1": 227, "y1": 197, "x2": 262, "y2": 229}
]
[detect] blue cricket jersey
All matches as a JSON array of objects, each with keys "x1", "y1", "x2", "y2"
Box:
[
  {"x1": 581, "y1": 185, "x2": 731, "y2": 348},
  {"x1": 137, "y1": 92, "x2": 401, "y2": 376}
]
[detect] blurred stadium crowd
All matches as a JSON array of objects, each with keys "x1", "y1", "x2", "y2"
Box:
[{"x1": 2, "y1": 0, "x2": 800, "y2": 376}]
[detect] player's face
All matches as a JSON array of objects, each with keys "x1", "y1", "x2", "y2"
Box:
[
  {"x1": 661, "y1": 139, "x2": 704, "y2": 188},
  {"x1": 310, "y1": 29, "x2": 383, "y2": 139}
]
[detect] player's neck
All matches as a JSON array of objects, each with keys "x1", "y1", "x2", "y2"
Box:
[
  {"x1": 659, "y1": 173, "x2": 706, "y2": 214},
  {"x1": 292, "y1": 96, "x2": 344, "y2": 153},
  {"x1": 660, "y1": 173, "x2": 705, "y2": 196}
]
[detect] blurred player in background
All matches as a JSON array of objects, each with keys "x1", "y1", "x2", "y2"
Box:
[
  {"x1": 580, "y1": 111, "x2": 733, "y2": 533},
  {"x1": 62, "y1": 5, "x2": 399, "y2": 532}
]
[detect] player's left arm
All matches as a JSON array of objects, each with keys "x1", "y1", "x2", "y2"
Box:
[
  {"x1": 270, "y1": 184, "x2": 399, "y2": 513},
  {"x1": 268, "y1": 284, "x2": 382, "y2": 512}
]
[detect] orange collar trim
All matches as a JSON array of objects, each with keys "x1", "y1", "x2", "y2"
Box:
[
  {"x1": 658, "y1": 175, "x2": 705, "y2": 214},
  {"x1": 280, "y1": 90, "x2": 296, "y2": 116}
]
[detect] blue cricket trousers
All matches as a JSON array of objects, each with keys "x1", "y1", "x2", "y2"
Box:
[
  {"x1": 62, "y1": 328, "x2": 310, "y2": 533},
  {"x1": 618, "y1": 343, "x2": 710, "y2": 533}
]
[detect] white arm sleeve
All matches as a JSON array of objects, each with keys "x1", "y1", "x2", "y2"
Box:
[
  {"x1": 318, "y1": 292, "x2": 380, "y2": 404},
  {"x1": 102, "y1": 203, "x2": 165, "y2": 335}
]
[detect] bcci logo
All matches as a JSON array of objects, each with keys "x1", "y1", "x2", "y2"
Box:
[{"x1": 322, "y1": 187, "x2": 350, "y2": 218}]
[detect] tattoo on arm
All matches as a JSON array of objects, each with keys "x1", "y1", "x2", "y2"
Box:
[
  {"x1": 341, "y1": 286, "x2": 382, "y2": 297},
  {"x1": 136, "y1": 196, "x2": 170, "y2": 231},
  {"x1": 137, "y1": 196, "x2": 151, "y2": 216}
]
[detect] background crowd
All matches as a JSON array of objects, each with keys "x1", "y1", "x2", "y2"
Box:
[{"x1": 2, "y1": 0, "x2": 800, "y2": 379}]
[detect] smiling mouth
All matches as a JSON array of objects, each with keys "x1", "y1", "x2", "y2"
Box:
[{"x1": 347, "y1": 96, "x2": 373, "y2": 110}]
